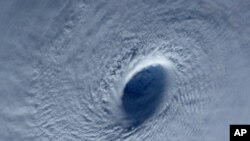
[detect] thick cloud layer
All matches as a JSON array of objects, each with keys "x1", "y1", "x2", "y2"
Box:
[{"x1": 0, "y1": 0, "x2": 250, "y2": 141}]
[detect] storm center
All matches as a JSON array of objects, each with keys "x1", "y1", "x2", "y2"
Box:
[{"x1": 121, "y1": 64, "x2": 167, "y2": 126}]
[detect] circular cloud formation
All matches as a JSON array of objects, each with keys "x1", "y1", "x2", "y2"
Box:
[
  {"x1": 1, "y1": 0, "x2": 250, "y2": 141},
  {"x1": 29, "y1": 1, "x2": 250, "y2": 140}
]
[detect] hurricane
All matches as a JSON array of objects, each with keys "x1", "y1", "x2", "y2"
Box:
[{"x1": 0, "y1": 0, "x2": 250, "y2": 141}]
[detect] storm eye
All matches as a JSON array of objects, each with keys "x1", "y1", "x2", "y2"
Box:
[{"x1": 121, "y1": 64, "x2": 167, "y2": 126}]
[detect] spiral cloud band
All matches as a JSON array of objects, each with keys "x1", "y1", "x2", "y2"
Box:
[{"x1": 0, "y1": 0, "x2": 250, "y2": 141}]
